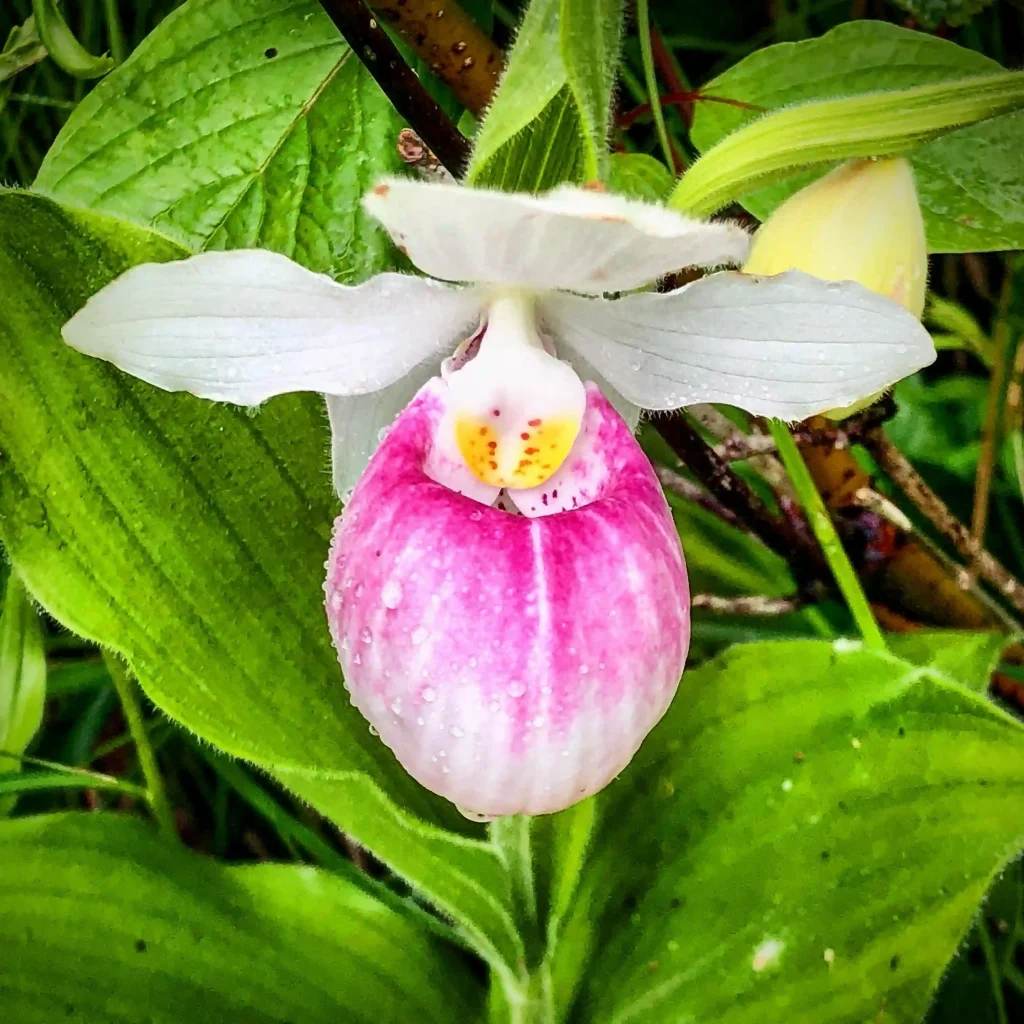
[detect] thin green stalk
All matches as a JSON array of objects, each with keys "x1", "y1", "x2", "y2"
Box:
[
  {"x1": 979, "y1": 922, "x2": 1010, "y2": 1024},
  {"x1": 636, "y1": 0, "x2": 673, "y2": 171},
  {"x1": 104, "y1": 654, "x2": 177, "y2": 841},
  {"x1": 768, "y1": 421, "x2": 886, "y2": 651},
  {"x1": 100, "y1": 0, "x2": 126, "y2": 64}
]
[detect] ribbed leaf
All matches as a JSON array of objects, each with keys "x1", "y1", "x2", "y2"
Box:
[
  {"x1": 467, "y1": 0, "x2": 584, "y2": 191},
  {"x1": 34, "y1": 0, "x2": 403, "y2": 280},
  {"x1": 555, "y1": 638, "x2": 1024, "y2": 1023},
  {"x1": 0, "y1": 813, "x2": 484, "y2": 1023}
]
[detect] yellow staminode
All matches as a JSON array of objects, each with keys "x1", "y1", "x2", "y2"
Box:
[
  {"x1": 446, "y1": 292, "x2": 586, "y2": 491},
  {"x1": 455, "y1": 413, "x2": 580, "y2": 489}
]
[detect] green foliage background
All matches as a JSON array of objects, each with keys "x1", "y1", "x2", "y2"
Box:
[{"x1": 4, "y1": 1, "x2": 1024, "y2": 1022}]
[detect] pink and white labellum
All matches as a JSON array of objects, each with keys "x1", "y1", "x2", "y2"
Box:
[
  {"x1": 62, "y1": 176, "x2": 937, "y2": 817},
  {"x1": 325, "y1": 380, "x2": 689, "y2": 817}
]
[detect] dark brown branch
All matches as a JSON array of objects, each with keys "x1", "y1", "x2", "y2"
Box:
[
  {"x1": 317, "y1": 0, "x2": 471, "y2": 175},
  {"x1": 865, "y1": 430, "x2": 1024, "y2": 618},
  {"x1": 370, "y1": 0, "x2": 503, "y2": 115},
  {"x1": 656, "y1": 412, "x2": 827, "y2": 594}
]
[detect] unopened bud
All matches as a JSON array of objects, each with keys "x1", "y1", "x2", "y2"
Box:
[
  {"x1": 744, "y1": 158, "x2": 927, "y2": 416},
  {"x1": 744, "y1": 157, "x2": 927, "y2": 319}
]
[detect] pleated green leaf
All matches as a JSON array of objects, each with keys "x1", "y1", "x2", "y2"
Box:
[
  {"x1": 0, "y1": 813, "x2": 484, "y2": 1023},
  {"x1": 555, "y1": 638, "x2": 1024, "y2": 1023}
]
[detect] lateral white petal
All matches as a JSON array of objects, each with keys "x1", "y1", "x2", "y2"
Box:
[
  {"x1": 63, "y1": 249, "x2": 484, "y2": 404},
  {"x1": 364, "y1": 177, "x2": 749, "y2": 295},
  {"x1": 540, "y1": 270, "x2": 936, "y2": 419}
]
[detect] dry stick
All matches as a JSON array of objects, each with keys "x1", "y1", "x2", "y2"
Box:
[
  {"x1": 316, "y1": 0, "x2": 471, "y2": 175},
  {"x1": 655, "y1": 464, "x2": 745, "y2": 529},
  {"x1": 692, "y1": 593, "x2": 803, "y2": 615},
  {"x1": 867, "y1": 430, "x2": 1024, "y2": 618},
  {"x1": 656, "y1": 413, "x2": 827, "y2": 594},
  {"x1": 714, "y1": 401, "x2": 897, "y2": 462},
  {"x1": 370, "y1": 0, "x2": 503, "y2": 115}
]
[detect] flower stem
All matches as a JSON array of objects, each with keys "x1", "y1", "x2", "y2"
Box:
[
  {"x1": 104, "y1": 654, "x2": 177, "y2": 841},
  {"x1": 491, "y1": 814, "x2": 538, "y2": 932},
  {"x1": 636, "y1": 0, "x2": 674, "y2": 173},
  {"x1": 769, "y1": 420, "x2": 886, "y2": 650}
]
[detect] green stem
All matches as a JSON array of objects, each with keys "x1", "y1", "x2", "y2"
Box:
[
  {"x1": 768, "y1": 421, "x2": 886, "y2": 651},
  {"x1": 104, "y1": 654, "x2": 177, "y2": 841},
  {"x1": 979, "y1": 922, "x2": 1010, "y2": 1024},
  {"x1": 491, "y1": 814, "x2": 553, "y2": 1024},
  {"x1": 100, "y1": 0, "x2": 126, "y2": 64},
  {"x1": 492, "y1": 814, "x2": 538, "y2": 929},
  {"x1": 636, "y1": 0, "x2": 674, "y2": 172}
]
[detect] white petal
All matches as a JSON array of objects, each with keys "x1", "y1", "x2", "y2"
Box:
[
  {"x1": 363, "y1": 178, "x2": 749, "y2": 295},
  {"x1": 539, "y1": 270, "x2": 937, "y2": 420},
  {"x1": 63, "y1": 249, "x2": 485, "y2": 404},
  {"x1": 326, "y1": 363, "x2": 436, "y2": 500}
]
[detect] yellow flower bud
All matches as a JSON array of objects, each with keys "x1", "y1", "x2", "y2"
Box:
[
  {"x1": 744, "y1": 157, "x2": 927, "y2": 319},
  {"x1": 744, "y1": 158, "x2": 927, "y2": 418}
]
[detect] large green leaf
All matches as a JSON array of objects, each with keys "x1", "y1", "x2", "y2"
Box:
[
  {"x1": 689, "y1": 22, "x2": 1024, "y2": 252},
  {"x1": 554, "y1": 638, "x2": 1024, "y2": 1022},
  {"x1": 33, "y1": 0, "x2": 404, "y2": 280},
  {"x1": 467, "y1": 0, "x2": 584, "y2": 191},
  {"x1": 0, "y1": 191, "x2": 523, "y2": 974},
  {"x1": 0, "y1": 813, "x2": 484, "y2": 1023}
]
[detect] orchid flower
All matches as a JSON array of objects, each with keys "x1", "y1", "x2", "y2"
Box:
[{"x1": 63, "y1": 178, "x2": 935, "y2": 818}]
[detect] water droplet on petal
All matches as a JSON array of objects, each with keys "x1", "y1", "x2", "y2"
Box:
[
  {"x1": 450, "y1": 725, "x2": 465, "y2": 738},
  {"x1": 381, "y1": 580, "x2": 403, "y2": 608},
  {"x1": 360, "y1": 626, "x2": 373, "y2": 644},
  {"x1": 412, "y1": 627, "x2": 429, "y2": 645},
  {"x1": 354, "y1": 582, "x2": 365, "y2": 598},
  {"x1": 422, "y1": 686, "x2": 437, "y2": 703},
  {"x1": 390, "y1": 698, "x2": 403, "y2": 715},
  {"x1": 469, "y1": 509, "x2": 483, "y2": 521},
  {"x1": 368, "y1": 724, "x2": 378, "y2": 736},
  {"x1": 507, "y1": 681, "x2": 526, "y2": 697}
]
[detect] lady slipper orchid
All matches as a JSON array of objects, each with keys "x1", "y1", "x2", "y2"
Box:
[{"x1": 62, "y1": 177, "x2": 936, "y2": 817}]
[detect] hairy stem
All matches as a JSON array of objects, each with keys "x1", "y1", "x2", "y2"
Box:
[{"x1": 635, "y1": 0, "x2": 675, "y2": 171}]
